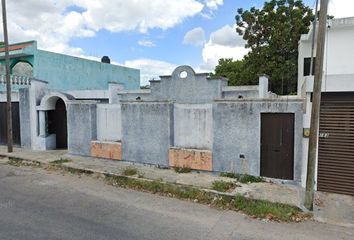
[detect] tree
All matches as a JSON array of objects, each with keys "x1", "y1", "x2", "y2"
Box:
[
  {"x1": 213, "y1": 58, "x2": 245, "y2": 86},
  {"x1": 233, "y1": 0, "x2": 314, "y2": 94}
]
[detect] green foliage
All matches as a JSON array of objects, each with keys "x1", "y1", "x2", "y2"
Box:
[
  {"x1": 122, "y1": 166, "x2": 138, "y2": 176},
  {"x1": 219, "y1": 172, "x2": 240, "y2": 179},
  {"x1": 212, "y1": 180, "x2": 236, "y2": 192},
  {"x1": 232, "y1": 195, "x2": 302, "y2": 221},
  {"x1": 238, "y1": 174, "x2": 264, "y2": 183},
  {"x1": 220, "y1": 172, "x2": 265, "y2": 183},
  {"x1": 213, "y1": 59, "x2": 246, "y2": 86},
  {"x1": 224, "y1": 0, "x2": 314, "y2": 94}
]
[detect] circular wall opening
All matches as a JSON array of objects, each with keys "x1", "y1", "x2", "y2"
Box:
[{"x1": 179, "y1": 71, "x2": 188, "y2": 79}]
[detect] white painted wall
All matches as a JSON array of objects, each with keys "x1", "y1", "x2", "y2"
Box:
[
  {"x1": 96, "y1": 104, "x2": 122, "y2": 142},
  {"x1": 298, "y1": 17, "x2": 354, "y2": 96}
]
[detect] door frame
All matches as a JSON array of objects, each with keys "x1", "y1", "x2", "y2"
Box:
[{"x1": 260, "y1": 113, "x2": 295, "y2": 180}]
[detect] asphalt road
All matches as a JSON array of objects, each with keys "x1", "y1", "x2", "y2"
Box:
[{"x1": 0, "y1": 164, "x2": 353, "y2": 240}]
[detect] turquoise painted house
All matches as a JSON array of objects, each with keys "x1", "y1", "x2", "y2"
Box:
[{"x1": 0, "y1": 41, "x2": 140, "y2": 91}]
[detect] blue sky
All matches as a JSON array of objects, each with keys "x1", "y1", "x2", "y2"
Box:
[
  {"x1": 69, "y1": 1, "x2": 266, "y2": 65},
  {"x1": 2, "y1": 0, "x2": 351, "y2": 85}
]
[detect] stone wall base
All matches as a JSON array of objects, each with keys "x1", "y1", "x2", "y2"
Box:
[
  {"x1": 91, "y1": 141, "x2": 122, "y2": 160},
  {"x1": 169, "y1": 147, "x2": 212, "y2": 171}
]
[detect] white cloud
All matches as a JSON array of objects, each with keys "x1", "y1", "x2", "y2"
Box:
[
  {"x1": 138, "y1": 40, "x2": 156, "y2": 47},
  {"x1": 183, "y1": 27, "x2": 206, "y2": 46},
  {"x1": 329, "y1": 0, "x2": 354, "y2": 18},
  {"x1": 0, "y1": 0, "x2": 205, "y2": 56},
  {"x1": 205, "y1": 0, "x2": 224, "y2": 10},
  {"x1": 76, "y1": 0, "x2": 204, "y2": 33},
  {"x1": 201, "y1": 24, "x2": 248, "y2": 71},
  {"x1": 124, "y1": 59, "x2": 177, "y2": 85},
  {"x1": 209, "y1": 25, "x2": 245, "y2": 47}
]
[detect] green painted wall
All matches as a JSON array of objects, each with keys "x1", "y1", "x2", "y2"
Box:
[
  {"x1": 33, "y1": 50, "x2": 140, "y2": 91},
  {"x1": 0, "y1": 41, "x2": 140, "y2": 91}
]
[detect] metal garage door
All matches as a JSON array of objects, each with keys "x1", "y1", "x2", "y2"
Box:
[
  {"x1": 318, "y1": 93, "x2": 354, "y2": 196},
  {"x1": 0, "y1": 102, "x2": 21, "y2": 146}
]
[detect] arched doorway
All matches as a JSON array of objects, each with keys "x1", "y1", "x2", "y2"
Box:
[{"x1": 47, "y1": 99, "x2": 67, "y2": 149}]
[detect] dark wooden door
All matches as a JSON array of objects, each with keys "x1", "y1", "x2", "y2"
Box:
[
  {"x1": 261, "y1": 113, "x2": 294, "y2": 180},
  {"x1": 0, "y1": 102, "x2": 21, "y2": 146},
  {"x1": 48, "y1": 99, "x2": 67, "y2": 149}
]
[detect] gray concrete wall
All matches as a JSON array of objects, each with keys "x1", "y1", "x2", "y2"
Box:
[
  {"x1": 117, "y1": 90, "x2": 152, "y2": 102},
  {"x1": 19, "y1": 88, "x2": 31, "y2": 148},
  {"x1": 121, "y1": 102, "x2": 173, "y2": 166},
  {"x1": 97, "y1": 104, "x2": 122, "y2": 142},
  {"x1": 222, "y1": 86, "x2": 259, "y2": 99},
  {"x1": 212, "y1": 99, "x2": 303, "y2": 182},
  {"x1": 0, "y1": 92, "x2": 19, "y2": 102},
  {"x1": 150, "y1": 66, "x2": 228, "y2": 103},
  {"x1": 67, "y1": 101, "x2": 97, "y2": 156},
  {"x1": 27, "y1": 80, "x2": 48, "y2": 150},
  {"x1": 174, "y1": 104, "x2": 212, "y2": 149},
  {"x1": 222, "y1": 89, "x2": 259, "y2": 99}
]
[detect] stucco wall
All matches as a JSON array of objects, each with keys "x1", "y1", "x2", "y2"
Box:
[
  {"x1": 34, "y1": 50, "x2": 140, "y2": 91},
  {"x1": 97, "y1": 104, "x2": 122, "y2": 142},
  {"x1": 18, "y1": 88, "x2": 31, "y2": 148},
  {"x1": 212, "y1": 99, "x2": 303, "y2": 182},
  {"x1": 121, "y1": 102, "x2": 173, "y2": 166},
  {"x1": 150, "y1": 66, "x2": 228, "y2": 104},
  {"x1": 67, "y1": 101, "x2": 97, "y2": 156},
  {"x1": 173, "y1": 104, "x2": 212, "y2": 149}
]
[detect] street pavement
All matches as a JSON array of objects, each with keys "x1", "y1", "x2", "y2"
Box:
[{"x1": 0, "y1": 164, "x2": 353, "y2": 240}]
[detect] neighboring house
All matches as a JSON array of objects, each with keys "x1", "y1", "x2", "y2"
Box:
[
  {"x1": 298, "y1": 17, "x2": 354, "y2": 196},
  {"x1": 0, "y1": 41, "x2": 140, "y2": 92},
  {"x1": 0, "y1": 40, "x2": 140, "y2": 148}
]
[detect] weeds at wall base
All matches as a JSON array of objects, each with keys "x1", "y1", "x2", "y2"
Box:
[
  {"x1": 104, "y1": 175, "x2": 309, "y2": 222},
  {"x1": 220, "y1": 172, "x2": 265, "y2": 183},
  {"x1": 7, "y1": 158, "x2": 41, "y2": 168}
]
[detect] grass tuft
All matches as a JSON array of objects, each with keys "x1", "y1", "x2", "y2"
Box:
[
  {"x1": 219, "y1": 172, "x2": 264, "y2": 184},
  {"x1": 122, "y1": 166, "x2": 138, "y2": 176},
  {"x1": 51, "y1": 159, "x2": 72, "y2": 165},
  {"x1": 7, "y1": 158, "x2": 41, "y2": 168},
  {"x1": 219, "y1": 172, "x2": 240, "y2": 179},
  {"x1": 239, "y1": 174, "x2": 264, "y2": 183},
  {"x1": 174, "y1": 166, "x2": 192, "y2": 173},
  {"x1": 212, "y1": 180, "x2": 236, "y2": 192},
  {"x1": 232, "y1": 195, "x2": 301, "y2": 221}
]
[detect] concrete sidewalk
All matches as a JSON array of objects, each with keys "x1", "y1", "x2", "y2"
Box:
[{"x1": 0, "y1": 146, "x2": 303, "y2": 207}]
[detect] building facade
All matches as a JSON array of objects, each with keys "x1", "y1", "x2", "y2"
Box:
[
  {"x1": 298, "y1": 17, "x2": 354, "y2": 196},
  {"x1": 0, "y1": 41, "x2": 140, "y2": 91}
]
